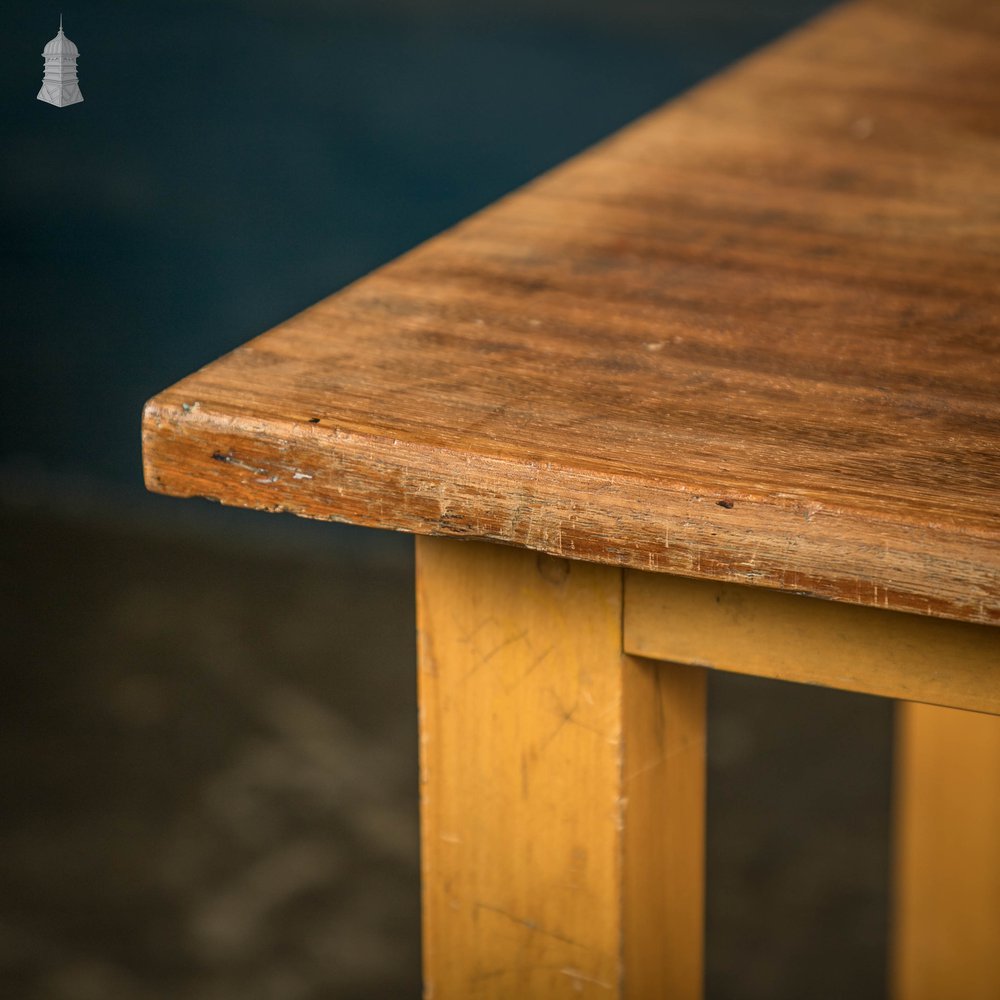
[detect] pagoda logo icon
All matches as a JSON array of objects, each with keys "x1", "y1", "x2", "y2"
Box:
[{"x1": 38, "y1": 15, "x2": 84, "y2": 108}]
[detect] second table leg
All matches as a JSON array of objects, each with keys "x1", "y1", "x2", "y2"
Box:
[{"x1": 891, "y1": 700, "x2": 1000, "y2": 1000}]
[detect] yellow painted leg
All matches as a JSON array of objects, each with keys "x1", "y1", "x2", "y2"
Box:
[
  {"x1": 416, "y1": 537, "x2": 706, "y2": 999},
  {"x1": 892, "y1": 701, "x2": 1000, "y2": 1000}
]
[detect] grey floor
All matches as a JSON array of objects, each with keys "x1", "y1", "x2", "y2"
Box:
[{"x1": 1, "y1": 501, "x2": 893, "y2": 999}]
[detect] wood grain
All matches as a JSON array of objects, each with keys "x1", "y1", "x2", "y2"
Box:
[
  {"x1": 143, "y1": 0, "x2": 1000, "y2": 625},
  {"x1": 416, "y1": 537, "x2": 706, "y2": 998},
  {"x1": 891, "y1": 701, "x2": 1000, "y2": 1000},
  {"x1": 625, "y1": 570, "x2": 1000, "y2": 715}
]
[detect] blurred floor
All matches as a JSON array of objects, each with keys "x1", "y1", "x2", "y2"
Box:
[
  {"x1": 1, "y1": 502, "x2": 892, "y2": 999},
  {"x1": 1, "y1": 503, "x2": 420, "y2": 1000}
]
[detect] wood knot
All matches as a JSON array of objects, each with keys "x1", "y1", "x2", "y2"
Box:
[{"x1": 536, "y1": 553, "x2": 571, "y2": 585}]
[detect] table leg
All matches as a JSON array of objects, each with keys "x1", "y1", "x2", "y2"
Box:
[
  {"x1": 416, "y1": 537, "x2": 706, "y2": 999},
  {"x1": 891, "y1": 701, "x2": 1000, "y2": 1000}
]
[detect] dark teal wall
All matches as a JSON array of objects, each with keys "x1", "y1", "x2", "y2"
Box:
[{"x1": 1, "y1": 1, "x2": 831, "y2": 494}]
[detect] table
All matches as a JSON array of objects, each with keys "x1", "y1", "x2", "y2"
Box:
[{"x1": 142, "y1": 0, "x2": 1000, "y2": 995}]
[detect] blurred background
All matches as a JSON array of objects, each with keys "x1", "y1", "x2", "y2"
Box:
[{"x1": 1, "y1": 1, "x2": 895, "y2": 997}]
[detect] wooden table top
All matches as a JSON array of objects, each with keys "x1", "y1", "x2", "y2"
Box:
[{"x1": 143, "y1": 0, "x2": 1000, "y2": 626}]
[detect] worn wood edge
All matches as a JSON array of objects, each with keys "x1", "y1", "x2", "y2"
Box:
[
  {"x1": 143, "y1": 398, "x2": 999, "y2": 625},
  {"x1": 624, "y1": 570, "x2": 1000, "y2": 714}
]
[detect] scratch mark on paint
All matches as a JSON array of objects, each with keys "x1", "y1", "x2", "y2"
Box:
[
  {"x1": 461, "y1": 628, "x2": 529, "y2": 682},
  {"x1": 452, "y1": 615, "x2": 498, "y2": 646},
  {"x1": 482, "y1": 630, "x2": 530, "y2": 665},
  {"x1": 561, "y1": 967, "x2": 613, "y2": 991},
  {"x1": 474, "y1": 902, "x2": 590, "y2": 951},
  {"x1": 516, "y1": 645, "x2": 553, "y2": 687}
]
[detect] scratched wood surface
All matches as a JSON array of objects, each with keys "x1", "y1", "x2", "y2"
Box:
[{"x1": 143, "y1": 0, "x2": 1000, "y2": 625}]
